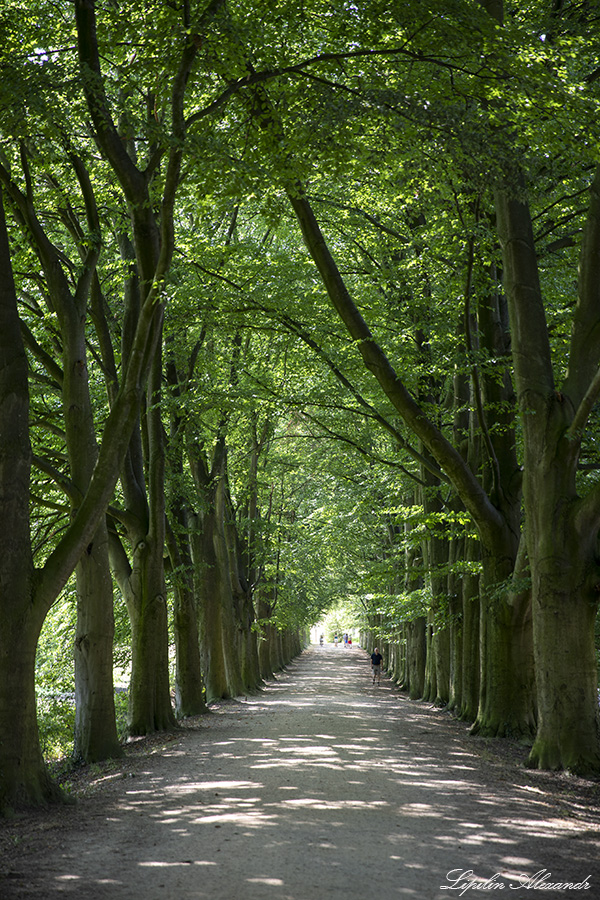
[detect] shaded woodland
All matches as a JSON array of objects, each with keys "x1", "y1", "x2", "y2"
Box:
[{"x1": 1, "y1": 0, "x2": 600, "y2": 810}]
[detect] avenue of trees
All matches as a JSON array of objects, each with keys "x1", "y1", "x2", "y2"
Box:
[{"x1": 1, "y1": 0, "x2": 600, "y2": 809}]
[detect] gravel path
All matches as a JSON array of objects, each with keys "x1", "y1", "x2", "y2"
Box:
[{"x1": 2, "y1": 644, "x2": 599, "y2": 899}]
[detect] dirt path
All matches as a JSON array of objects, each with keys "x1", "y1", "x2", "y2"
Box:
[{"x1": 2, "y1": 645, "x2": 599, "y2": 899}]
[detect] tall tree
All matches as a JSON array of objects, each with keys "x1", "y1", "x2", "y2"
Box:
[
  {"x1": 0, "y1": 151, "x2": 123, "y2": 763},
  {"x1": 479, "y1": 0, "x2": 600, "y2": 772},
  {"x1": 73, "y1": 0, "x2": 222, "y2": 733},
  {"x1": 0, "y1": 177, "x2": 164, "y2": 805}
]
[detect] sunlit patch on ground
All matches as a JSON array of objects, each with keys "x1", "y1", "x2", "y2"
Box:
[{"x1": 3, "y1": 645, "x2": 599, "y2": 900}]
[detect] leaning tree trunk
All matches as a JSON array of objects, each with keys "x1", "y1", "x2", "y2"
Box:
[
  {"x1": 286, "y1": 188, "x2": 536, "y2": 736},
  {"x1": 65, "y1": 272, "x2": 121, "y2": 763}
]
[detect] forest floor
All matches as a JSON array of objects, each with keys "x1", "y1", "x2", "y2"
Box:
[{"x1": 1, "y1": 645, "x2": 599, "y2": 900}]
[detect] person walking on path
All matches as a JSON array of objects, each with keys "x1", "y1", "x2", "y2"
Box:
[{"x1": 370, "y1": 647, "x2": 383, "y2": 684}]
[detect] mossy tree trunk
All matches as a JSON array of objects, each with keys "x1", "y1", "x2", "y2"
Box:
[{"x1": 495, "y1": 168, "x2": 600, "y2": 772}]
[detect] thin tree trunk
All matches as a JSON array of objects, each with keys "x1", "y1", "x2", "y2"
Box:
[{"x1": 459, "y1": 539, "x2": 481, "y2": 722}]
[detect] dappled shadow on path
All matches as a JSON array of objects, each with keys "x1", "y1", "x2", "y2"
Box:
[{"x1": 6, "y1": 646, "x2": 600, "y2": 900}]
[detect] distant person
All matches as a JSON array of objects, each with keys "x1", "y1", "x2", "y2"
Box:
[
  {"x1": 343, "y1": 633, "x2": 348, "y2": 648},
  {"x1": 319, "y1": 634, "x2": 324, "y2": 645},
  {"x1": 334, "y1": 634, "x2": 338, "y2": 647},
  {"x1": 348, "y1": 636, "x2": 352, "y2": 647},
  {"x1": 371, "y1": 648, "x2": 383, "y2": 685}
]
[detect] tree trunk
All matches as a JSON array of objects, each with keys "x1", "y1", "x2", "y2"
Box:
[
  {"x1": 406, "y1": 617, "x2": 427, "y2": 700},
  {"x1": 529, "y1": 570, "x2": 599, "y2": 772},
  {"x1": 447, "y1": 559, "x2": 463, "y2": 714},
  {"x1": 423, "y1": 614, "x2": 437, "y2": 702},
  {"x1": 213, "y1": 477, "x2": 246, "y2": 697},
  {"x1": 286, "y1": 189, "x2": 536, "y2": 734},
  {"x1": 124, "y1": 537, "x2": 175, "y2": 734},
  {"x1": 0, "y1": 194, "x2": 59, "y2": 806},
  {"x1": 0, "y1": 607, "x2": 62, "y2": 809},
  {"x1": 73, "y1": 520, "x2": 122, "y2": 761},
  {"x1": 193, "y1": 511, "x2": 230, "y2": 702},
  {"x1": 495, "y1": 173, "x2": 600, "y2": 771},
  {"x1": 165, "y1": 357, "x2": 206, "y2": 717},
  {"x1": 2, "y1": 158, "x2": 122, "y2": 765},
  {"x1": 0, "y1": 250, "x2": 55, "y2": 800},
  {"x1": 172, "y1": 568, "x2": 207, "y2": 717},
  {"x1": 473, "y1": 546, "x2": 536, "y2": 738},
  {"x1": 223, "y1": 505, "x2": 261, "y2": 693},
  {"x1": 524, "y1": 390, "x2": 599, "y2": 771},
  {"x1": 270, "y1": 624, "x2": 285, "y2": 673},
  {"x1": 167, "y1": 510, "x2": 206, "y2": 716},
  {"x1": 257, "y1": 594, "x2": 275, "y2": 680},
  {"x1": 459, "y1": 541, "x2": 481, "y2": 722}
]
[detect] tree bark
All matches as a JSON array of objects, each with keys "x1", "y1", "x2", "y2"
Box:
[
  {"x1": 0, "y1": 158, "x2": 122, "y2": 764},
  {"x1": 0, "y1": 147, "x2": 165, "y2": 807},
  {"x1": 406, "y1": 617, "x2": 427, "y2": 700},
  {"x1": 0, "y1": 193, "x2": 60, "y2": 808},
  {"x1": 73, "y1": 523, "x2": 122, "y2": 762},
  {"x1": 167, "y1": 520, "x2": 207, "y2": 718},
  {"x1": 459, "y1": 539, "x2": 481, "y2": 722},
  {"x1": 192, "y1": 508, "x2": 231, "y2": 702},
  {"x1": 495, "y1": 177, "x2": 600, "y2": 771}
]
